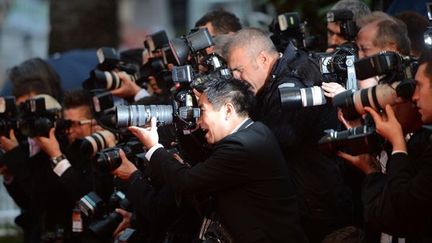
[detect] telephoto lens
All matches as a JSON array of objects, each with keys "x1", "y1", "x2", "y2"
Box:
[
  {"x1": 93, "y1": 147, "x2": 122, "y2": 173},
  {"x1": 333, "y1": 79, "x2": 416, "y2": 121},
  {"x1": 115, "y1": 104, "x2": 173, "y2": 128},
  {"x1": 279, "y1": 84, "x2": 327, "y2": 109},
  {"x1": 79, "y1": 130, "x2": 117, "y2": 157}
]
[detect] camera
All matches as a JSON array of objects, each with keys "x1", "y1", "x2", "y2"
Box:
[
  {"x1": 83, "y1": 47, "x2": 146, "y2": 91},
  {"x1": 169, "y1": 28, "x2": 214, "y2": 65},
  {"x1": 172, "y1": 51, "x2": 231, "y2": 91},
  {"x1": 91, "y1": 91, "x2": 129, "y2": 132},
  {"x1": 115, "y1": 104, "x2": 174, "y2": 128},
  {"x1": 0, "y1": 96, "x2": 18, "y2": 137},
  {"x1": 326, "y1": 9, "x2": 358, "y2": 42},
  {"x1": 71, "y1": 130, "x2": 118, "y2": 158},
  {"x1": 84, "y1": 69, "x2": 141, "y2": 91},
  {"x1": 269, "y1": 12, "x2": 316, "y2": 51},
  {"x1": 318, "y1": 124, "x2": 384, "y2": 156},
  {"x1": 18, "y1": 95, "x2": 61, "y2": 137},
  {"x1": 93, "y1": 140, "x2": 146, "y2": 173},
  {"x1": 333, "y1": 52, "x2": 417, "y2": 120},
  {"x1": 79, "y1": 190, "x2": 131, "y2": 239},
  {"x1": 316, "y1": 42, "x2": 358, "y2": 89},
  {"x1": 144, "y1": 30, "x2": 169, "y2": 51},
  {"x1": 88, "y1": 190, "x2": 131, "y2": 238}
]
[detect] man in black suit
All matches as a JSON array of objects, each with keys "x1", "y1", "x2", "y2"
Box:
[
  {"x1": 226, "y1": 27, "x2": 351, "y2": 242},
  {"x1": 115, "y1": 76, "x2": 307, "y2": 243}
]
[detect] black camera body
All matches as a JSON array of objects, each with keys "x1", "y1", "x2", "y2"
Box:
[
  {"x1": 0, "y1": 96, "x2": 18, "y2": 137},
  {"x1": 83, "y1": 47, "x2": 144, "y2": 91},
  {"x1": 93, "y1": 140, "x2": 146, "y2": 173},
  {"x1": 79, "y1": 190, "x2": 131, "y2": 239},
  {"x1": 18, "y1": 96, "x2": 61, "y2": 138},
  {"x1": 169, "y1": 28, "x2": 214, "y2": 66},
  {"x1": 269, "y1": 12, "x2": 308, "y2": 51},
  {"x1": 88, "y1": 190, "x2": 131, "y2": 238},
  {"x1": 319, "y1": 125, "x2": 384, "y2": 156},
  {"x1": 316, "y1": 42, "x2": 358, "y2": 89}
]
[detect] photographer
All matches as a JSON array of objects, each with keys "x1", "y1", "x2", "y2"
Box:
[
  {"x1": 326, "y1": 0, "x2": 370, "y2": 52},
  {"x1": 322, "y1": 11, "x2": 410, "y2": 99},
  {"x1": 0, "y1": 94, "x2": 75, "y2": 243},
  {"x1": 117, "y1": 76, "x2": 307, "y2": 243},
  {"x1": 195, "y1": 9, "x2": 242, "y2": 37},
  {"x1": 35, "y1": 89, "x2": 116, "y2": 201},
  {"x1": 226, "y1": 27, "x2": 351, "y2": 242},
  {"x1": 337, "y1": 51, "x2": 432, "y2": 241},
  {"x1": 0, "y1": 58, "x2": 71, "y2": 242}
]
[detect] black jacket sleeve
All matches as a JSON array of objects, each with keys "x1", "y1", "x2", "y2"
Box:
[
  {"x1": 362, "y1": 149, "x2": 432, "y2": 236},
  {"x1": 148, "y1": 140, "x2": 250, "y2": 196}
]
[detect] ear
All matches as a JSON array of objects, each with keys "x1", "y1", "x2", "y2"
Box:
[
  {"x1": 224, "y1": 102, "x2": 235, "y2": 120},
  {"x1": 257, "y1": 51, "x2": 268, "y2": 65}
]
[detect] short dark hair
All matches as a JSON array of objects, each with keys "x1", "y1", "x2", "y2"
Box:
[
  {"x1": 195, "y1": 9, "x2": 242, "y2": 35},
  {"x1": 203, "y1": 74, "x2": 254, "y2": 117},
  {"x1": 418, "y1": 50, "x2": 432, "y2": 85},
  {"x1": 62, "y1": 89, "x2": 93, "y2": 118},
  {"x1": 8, "y1": 58, "x2": 63, "y2": 101}
]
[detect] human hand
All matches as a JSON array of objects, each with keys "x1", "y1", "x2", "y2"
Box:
[
  {"x1": 128, "y1": 117, "x2": 159, "y2": 149},
  {"x1": 112, "y1": 208, "x2": 132, "y2": 238},
  {"x1": 337, "y1": 151, "x2": 381, "y2": 174},
  {"x1": 0, "y1": 129, "x2": 19, "y2": 152},
  {"x1": 364, "y1": 105, "x2": 406, "y2": 152},
  {"x1": 34, "y1": 128, "x2": 62, "y2": 158},
  {"x1": 321, "y1": 82, "x2": 346, "y2": 98},
  {"x1": 111, "y1": 71, "x2": 142, "y2": 99},
  {"x1": 112, "y1": 149, "x2": 138, "y2": 181}
]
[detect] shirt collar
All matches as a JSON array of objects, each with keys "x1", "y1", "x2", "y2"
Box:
[{"x1": 231, "y1": 117, "x2": 253, "y2": 134}]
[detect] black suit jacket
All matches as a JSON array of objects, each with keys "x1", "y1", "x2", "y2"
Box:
[
  {"x1": 363, "y1": 127, "x2": 432, "y2": 242},
  {"x1": 148, "y1": 120, "x2": 307, "y2": 243}
]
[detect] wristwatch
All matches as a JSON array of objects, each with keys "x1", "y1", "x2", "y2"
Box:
[{"x1": 50, "y1": 154, "x2": 66, "y2": 168}]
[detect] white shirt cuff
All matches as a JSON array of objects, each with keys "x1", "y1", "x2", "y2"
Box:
[
  {"x1": 391, "y1": 150, "x2": 408, "y2": 155},
  {"x1": 53, "y1": 159, "x2": 72, "y2": 176},
  {"x1": 134, "y1": 89, "x2": 150, "y2": 101},
  {"x1": 145, "y1": 144, "x2": 164, "y2": 161}
]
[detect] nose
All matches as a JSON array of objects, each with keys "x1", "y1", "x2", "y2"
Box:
[{"x1": 412, "y1": 85, "x2": 419, "y2": 103}]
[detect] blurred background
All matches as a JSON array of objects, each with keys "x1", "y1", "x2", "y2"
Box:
[{"x1": 0, "y1": 0, "x2": 428, "y2": 241}]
